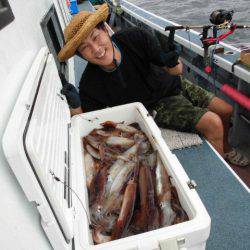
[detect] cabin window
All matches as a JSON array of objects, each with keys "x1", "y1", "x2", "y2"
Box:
[
  {"x1": 0, "y1": 0, "x2": 14, "y2": 30},
  {"x1": 41, "y1": 5, "x2": 67, "y2": 75}
]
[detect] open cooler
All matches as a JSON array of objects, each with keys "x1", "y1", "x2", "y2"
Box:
[{"x1": 2, "y1": 48, "x2": 211, "y2": 250}]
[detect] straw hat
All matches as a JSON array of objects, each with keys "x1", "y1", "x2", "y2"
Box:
[{"x1": 58, "y1": 3, "x2": 109, "y2": 62}]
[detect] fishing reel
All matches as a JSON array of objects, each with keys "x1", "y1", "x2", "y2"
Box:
[
  {"x1": 209, "y1": 9, "x2": 234, "y2": 25},
  {"x1": 164, "y1": 9, "x2": 249, "y2": 73},
  {"x1": 197, "y1": 10, "x2": 234, "y2": 51}
]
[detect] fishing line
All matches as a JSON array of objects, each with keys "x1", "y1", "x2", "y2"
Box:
[
  {"x1": 210, "y1": 38, "x2": 219, "y2": 95},
  {"x1": 186, "y1": 28, "x2": 192, "y2": 51},
  {"x1": 49, "y1": 170, "x2": 97, "y2": 229},
  {"x1": 203, "y1": 28, "x2": 218, "y2": 92}
]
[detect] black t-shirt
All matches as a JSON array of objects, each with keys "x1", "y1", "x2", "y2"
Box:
[{"x1": 79, "y1": 27, "x2": 181, "y2": 112}]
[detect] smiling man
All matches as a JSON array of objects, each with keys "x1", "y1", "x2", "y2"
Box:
[
  {"x1": 77, "y1": 22, "x2": 121, "y2": 69},
  {"x1": 58, "y1": 3, "x2": 248, "y2": 167}
]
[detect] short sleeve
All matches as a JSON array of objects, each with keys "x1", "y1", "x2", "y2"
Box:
[{"x1": 114, "y1": 27, "x2": 174, "y2": 67}]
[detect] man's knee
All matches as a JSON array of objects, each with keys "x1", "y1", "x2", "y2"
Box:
[
  {"x1": 208, "y1": 97, "x2": 233, "y2": 120},
  {"x1": 196, "y1": 111, "x2": 224, "y2": 138},
  {"x1": 218, "y1": 100, "x2": 233, "y2": 119},
  {"x1": 223, "y1": 102, "x2": 233, "y2": 119}
]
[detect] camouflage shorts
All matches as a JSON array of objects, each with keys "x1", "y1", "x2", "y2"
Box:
[{"x1": 152, "y1": 78, "x2": 215, "y2": 132}]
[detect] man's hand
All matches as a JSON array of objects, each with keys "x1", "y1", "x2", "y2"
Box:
[
  {"x1": 161, "y1": 50, "x2": 179, "y2": 68},
  {"x1": 163, "y1": 59, "x2": 183, "y2": 76},
  {"x1": 59, "y1": 73, "x2": 81, "y2": 109}
]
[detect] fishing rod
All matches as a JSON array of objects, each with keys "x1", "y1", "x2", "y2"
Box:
[
  {"x1": 165, "y1": 10, "x2": 250, "y2": 31},
  {"x1": 164, "y1": 9, "x2": 250, "y2": 73},
  {"x1": 165, "y1": 9, "x2": 250, "y2": 111},
  {"x1": 165, "y1": 24, "x2": 250, "y2": 31}
]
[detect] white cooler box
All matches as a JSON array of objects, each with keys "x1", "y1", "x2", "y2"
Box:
[{"x1": 3, "y1": 48, "x2": 211, "y2": 250}]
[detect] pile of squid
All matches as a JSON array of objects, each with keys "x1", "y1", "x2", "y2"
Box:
[{"x1": 82, "y1": 121, "x2": 188, "y2": 244}]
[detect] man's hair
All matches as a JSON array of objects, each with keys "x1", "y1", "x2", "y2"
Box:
[{"x1": 95, "y1": 21, "x2": 105, "y2": 30}]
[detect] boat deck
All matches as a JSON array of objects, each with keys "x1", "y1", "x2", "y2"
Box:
[{"x1": 174, "y1": 141, "x2": 250, "y2": 250}]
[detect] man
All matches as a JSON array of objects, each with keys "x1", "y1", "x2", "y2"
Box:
[{"x1": 58, "y1": 3, "x2": 248, "y2": 167}]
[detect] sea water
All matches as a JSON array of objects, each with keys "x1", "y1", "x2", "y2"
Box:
[{"x1": 128, "y1": 0, "x2": 250, "y2": 46}]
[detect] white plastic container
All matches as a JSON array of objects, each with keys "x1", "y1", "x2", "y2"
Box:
[{"x1": 3, "y1": 48, "x2": 211, "y2": 250}]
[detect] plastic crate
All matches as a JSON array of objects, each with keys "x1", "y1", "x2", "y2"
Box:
[{"x1": 69, "y1": 0, "x2": 79, "y2": 15}]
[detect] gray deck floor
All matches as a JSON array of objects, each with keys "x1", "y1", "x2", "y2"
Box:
[{"x1": 174, "y1": 141, "x2": 250, "y2": 250}]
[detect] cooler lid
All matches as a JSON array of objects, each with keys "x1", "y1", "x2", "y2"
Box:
[{"x1": 2, "y1": 47, "x2": 74, "y2": 245}]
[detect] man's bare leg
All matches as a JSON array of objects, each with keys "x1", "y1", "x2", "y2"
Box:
[
  {"x1": 195, "y1": 111, "x2": 224, "y2": 156},
  {"x1": 207, "y1": 97, "x2": 233, "y2": 153}
]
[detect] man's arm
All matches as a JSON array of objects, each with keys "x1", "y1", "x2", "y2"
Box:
[
  {"x1": 135, "y1": 28, "x2": 182, "y2": 73},
  {"x1": 59, "y1": 73, "x2": 82, "y2": 116},
  {"x1": 163, "y1": 59, "x2": 183, "y2": 75},
  {"x1": 70, "y1": 107, "x2": 83, "y2": 116}
]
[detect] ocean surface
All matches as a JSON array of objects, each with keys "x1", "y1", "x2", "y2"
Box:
[{"x1": 128, "y1": 0, "x2": 250, "y2": 46}]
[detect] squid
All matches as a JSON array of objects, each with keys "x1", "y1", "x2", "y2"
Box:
[
  {"x1": 132, "y1": 161, "x2": 159, "y2": 232},
  {"x1": 111, "y1": 179, "x2": 137, "y2": 240},
  {"x1": 171, "y1": 186, "x2": 189, "y2": 224},
  {"x1": 93, "y1": 226, "x2": 112, "y2": 244},
  {"x1": 101, "y1": 121, "x2": 141, "y2": 134},
  {"x1": 84, "y1": 151, "x2": 100, "y2": 191},
  {"x1": 82, "y1": 121, "x2": 189, "y2": 244},
  {"x1": 155, "y1": 154, "x2": 176, "y2": 227}
]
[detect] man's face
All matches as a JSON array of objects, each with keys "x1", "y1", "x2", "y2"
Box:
[{"x1": 77, "y1": 27, "x2": 114, "y2": 67}]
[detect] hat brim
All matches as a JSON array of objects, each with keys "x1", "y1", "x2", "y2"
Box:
[{"x1": 58, "y1": 3, "x2": 109, "y2": 62}]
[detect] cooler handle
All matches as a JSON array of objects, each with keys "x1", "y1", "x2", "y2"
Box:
[{"x1": 159, "y1": 237, "x2": 186, "y2": 250}]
